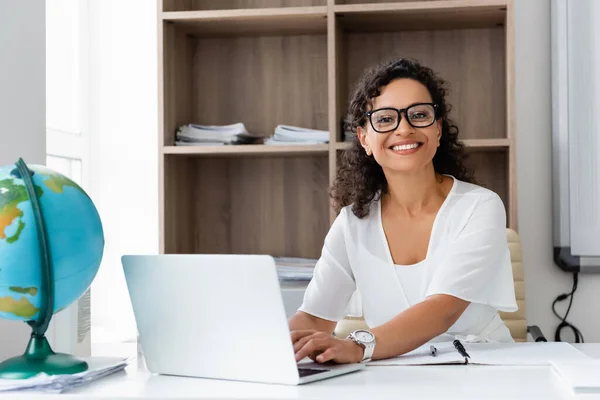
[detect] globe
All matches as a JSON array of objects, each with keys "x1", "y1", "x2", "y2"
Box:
[{"x1": 0, "y1": 159, "x2": 104, "y2": 379}]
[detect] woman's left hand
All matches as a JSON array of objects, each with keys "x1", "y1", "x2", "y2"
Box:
[{"x1": 291, "y1": 330, "x2": 363, "y2": 364}]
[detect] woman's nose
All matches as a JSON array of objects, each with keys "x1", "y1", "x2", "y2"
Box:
[{"x1": 394, "y1": 114, "x2": 414, "y2": 136}]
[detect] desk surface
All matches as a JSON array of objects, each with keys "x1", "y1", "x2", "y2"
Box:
[{"x1": 2, "y1": 343, "x2": 600, "y2": 399}]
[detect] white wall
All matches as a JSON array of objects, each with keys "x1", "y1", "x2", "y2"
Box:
[
  {"x1": 0, "y1": 0, "x2": 46, "y2": 359},
  {"x1": 515, "y1": 0, "x2": 600, "y2": 342}
]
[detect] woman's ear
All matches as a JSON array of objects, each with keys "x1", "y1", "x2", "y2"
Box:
[
  {"x1": 436, "y1": 120, "x2": 442, "y2": 146},
  {"x1": 357, "y1": 126, "x2": 372, "y2": 156}
]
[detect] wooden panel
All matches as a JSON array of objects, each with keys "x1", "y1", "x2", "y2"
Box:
[
  {"x1": 345, "y1": 27, "x2": 506, "y2": 140},
  {"x1": 335, "y1": 1, "x2": 507, "y2": 31},
  {"x1": 190, "y1": 158, "x2": 233, "y2": 253},
  {"x1": 164, "y1": 0, "x2": 325, "y2": 11},
  {"x1": 163, "y1": 22, "x2": 194, "y2": 146},
  {"x1": 328, "y1": 5, "x2": 343, "y2": 222},
  {"x1": 333, "y1": 20, "x2": 348, "y2": 143},
  {"x1": 163, "y1": 8, "x2": 328, "y2": 37},
  {"x1": 463, "y1": 150, "x2": 508, "y2": 218},
  {"x1": 192, "y1": 34, "x2": 328, "y2": 138},
  {"x1": 158, "y1": 3, "x2": 166, "y2": 252},
  {"x1": 191, "y1": 155, "x2": 330, "y2": 257},
  {"x1": 163, "y1": 0, "x2": 193, "y2": 12},
  {"x1": 163, "y1": 156, "x2": 195, "y2": 253},
  {"x1": 339, "y1": 0, "x2": 440, "y2": 3},
  {"x1": 506, "y1": 0, "x2": 517, "y2": 230}
]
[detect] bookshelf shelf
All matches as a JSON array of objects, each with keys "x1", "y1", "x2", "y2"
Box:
[
  {"x1": 334, "y1": 138, "x2": 509, "y2": 152},
  {"x1": 158, "y1": 0, "x2": 517, "y2": 255},
  {"x1": 162, "y1": 7, "x2": 328, "y2": 37},
  {"x1": 162, "y1": 144, "x2": 330, "y2": 156}
]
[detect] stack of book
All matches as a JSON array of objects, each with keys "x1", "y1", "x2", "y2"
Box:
[
  {"x1": 274, "y1": 257, "x2": 317, "y2": 283},
  {"x1": 175, "y1": 123, "x2": 263, "y2": 146},
  {"x1": 265, "y1": 125, "x2": 329, "y2": 145}
]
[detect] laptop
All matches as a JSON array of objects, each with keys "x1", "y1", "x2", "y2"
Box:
[{"x1": 121, "y1": 254, "x2": 365, "y2": 385}]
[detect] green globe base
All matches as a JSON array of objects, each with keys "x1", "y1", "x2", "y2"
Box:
[{"x1": 0, "y1": 335, "x2": 88, "y2": 379}]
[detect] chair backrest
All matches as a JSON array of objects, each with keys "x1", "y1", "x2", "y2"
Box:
[
  {"x1": 333, "y1": 228, "x2": 527, "y2": 341},
  {"x1": 500, "y1": 228, "x2": 527, "y2": 342}
]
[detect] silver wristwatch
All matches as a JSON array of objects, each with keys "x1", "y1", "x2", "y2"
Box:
[{"x1": 347, "y1": 329, "x2": 376, "y2": 363}]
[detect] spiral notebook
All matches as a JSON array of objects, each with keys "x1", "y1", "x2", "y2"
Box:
[{"x1": 369, "y1": 342, "x2": 590, "y2": 366}]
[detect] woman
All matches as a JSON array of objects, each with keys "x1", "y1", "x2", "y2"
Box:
[{"x1": 288, "y1": 58, "x2": 517, "y2": 364}]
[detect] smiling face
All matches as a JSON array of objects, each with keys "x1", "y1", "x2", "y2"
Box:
[{"x1": 357, "y1": 78, "x2": 442, "y2": 175}]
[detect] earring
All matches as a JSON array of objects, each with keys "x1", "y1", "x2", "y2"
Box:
[{"x1": 365, "y1": 148, "x2": 372, "y2": 156}]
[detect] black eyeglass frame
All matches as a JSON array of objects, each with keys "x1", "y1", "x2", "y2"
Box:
[{"x1": 365, "y1": 103, "x2": 439, "y2": 133}]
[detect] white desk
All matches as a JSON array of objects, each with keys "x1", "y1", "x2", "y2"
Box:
[{"x1": 2, "y1": 343, "x2": 600, "y2": 399}]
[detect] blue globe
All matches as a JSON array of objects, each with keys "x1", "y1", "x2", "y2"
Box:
[{"x1": 0, "y1": 163, "x2": 104, "y2": 322}]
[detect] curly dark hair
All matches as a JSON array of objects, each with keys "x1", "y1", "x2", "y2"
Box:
[{"x1": 330, "y1": 58, "x2": 475, "y2": 218}]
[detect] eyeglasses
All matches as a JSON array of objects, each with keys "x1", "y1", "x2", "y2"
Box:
[{"x1": 365, "y1": 103, "x2": 438, "y2": 133}]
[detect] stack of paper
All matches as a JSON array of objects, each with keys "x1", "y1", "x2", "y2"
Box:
[
  {"x1": 275, "y1": 257, "x2": 317, "y2": 282},
  {"x1": 175, "y1": 123, "x2": 263, "y2": 146},
  {"x1": 0, "y1": 357, "x2": 128, "y2": 394},
  {"x1": 265, "y1": 125, "x2": 329, "y2": 145}
]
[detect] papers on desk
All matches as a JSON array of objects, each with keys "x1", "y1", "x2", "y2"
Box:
[
  {"x1": 265, "y1": 125, "x2": 329, "y2": 145},
  {"x1": 551, "y1": 359, "x2": 600, "y2": 393},
  {"x1": 175, "y1": 123, "x2": 264, "y2": 146},
  {"x1": 0, "y1": 357, "x2": 128, "y2": 393},
  {"x1": 369, "y1": 342, "x2": 591, "y2": 366}
]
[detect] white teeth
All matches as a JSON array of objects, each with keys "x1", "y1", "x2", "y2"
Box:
[{"x1": 391, "y1": 143, "x2": 419, "y2": 151}]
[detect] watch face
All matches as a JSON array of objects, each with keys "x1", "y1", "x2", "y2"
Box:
[{"x1": 355, "y1": 330, "x2": 374, "y2": 343}]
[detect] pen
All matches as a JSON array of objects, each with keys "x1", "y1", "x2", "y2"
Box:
[
  {"x1": 453, "y1": 340, "x2": 470, "y2": 361},
  {"x1": 430, "y1": 345, "x2": 437, "y2": 357}
]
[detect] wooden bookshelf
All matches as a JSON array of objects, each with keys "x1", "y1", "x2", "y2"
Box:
[{"x1": 158, "y1": 0, "x2": 516, "y2": 256}]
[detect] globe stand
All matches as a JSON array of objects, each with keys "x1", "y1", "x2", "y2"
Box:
[
  {"x1": 0, "y1": 336, "x2": 87, "y2": 379},
  {"x1": 0, "y1": 159, "x2": 88, "y2": 379}
]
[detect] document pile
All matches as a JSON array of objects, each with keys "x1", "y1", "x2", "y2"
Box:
[
  {"x1": 275, "y1": 257, "x2": 317, "y2": 282},
  {"x1": 265, "y1": 125, "x2": 329, "y2": 145},
  {"x1": 175, "y1": 123, "x2": 263, "y2": 146},
  {"x1": 0, "y1": 357, "x2": 128, "y2": 393}
]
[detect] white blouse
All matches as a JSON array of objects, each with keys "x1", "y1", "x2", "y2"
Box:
[{"x1": 298, "y1": 176, "x2": 518, "y2": 343}]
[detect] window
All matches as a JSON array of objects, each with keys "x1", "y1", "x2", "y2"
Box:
[
  {"x1": 46, "y1": 0, "x2": 91, "y2": 354},
  {"x1": 46, "y1": 0, "x2": 86, "y2": 183},
  {"x1": 46, "y1": 0, "x2": 158, "y2": 349}
]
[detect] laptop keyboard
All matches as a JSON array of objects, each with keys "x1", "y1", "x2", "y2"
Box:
[{"x1": 298, "y1": 367, "x2": 328, "y2": 378}]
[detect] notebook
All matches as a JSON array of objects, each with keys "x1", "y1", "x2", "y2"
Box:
[
  {"x1": 550, "y1": 359, "x2": 600, "y2": 393},
  {"x1": 369, "y1": 341, "x2": 591, "y2": 366}
]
